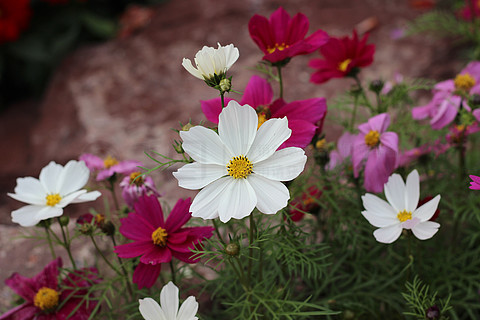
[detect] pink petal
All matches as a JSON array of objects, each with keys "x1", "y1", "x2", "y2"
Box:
[
  {"x1": 134, "y1": 195, "x2": 165, "y2": 229},
  {"x1": 0, "y1": 303, "x2": 37, "y2": 320},
  {"x1": 240, "y1": 75, "x2": 273, "y2": 108},
  {"x1": 201, "y1": 97, "x2": 234, "y2": 124},
  {"x1": 165, "y1": 198, "x2": 192, "y2": 233},
  {"x1": 114, "y1": 241, "x2": 153, "y2": 258},
  {"x1": 380, "y1": 132, "x2": 399, "y2": 153},
  {"x1": 118, "y1": 214, "x2": 154, "y2": 241},
  {"x1": 139, "y1": 246, "x2": 172, "y2": 265},
  {"x1": 279, "y1": 119, "x2": 317, "y2": 149},
  {"x1": 133, "y1": 263, "x2": 162, "y2": 289},
  {"x1": 272, "y1": 98, "x2": 327, "y2": 123},
  {"x1": 79, "y1": 154, "x2": 104, "y2": 170}
]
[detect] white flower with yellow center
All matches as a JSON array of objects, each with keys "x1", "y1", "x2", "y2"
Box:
[
  {"x1": 8, "y1": 160, "x2": 101, "y2": 227},
  {"x1": 139, "y1": 281, "x2": 198, "y2": 320},
  {"x1": 361, "y1": 169, "x2": 441, "y2": 244},
  {"x1": 173, "y1": 101, "x2": 307, "y2": 223},
  {"x1": 182, "y1": 43, "x2": 239, "y2": 81}
]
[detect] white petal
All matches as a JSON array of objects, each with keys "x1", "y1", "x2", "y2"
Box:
[
  {"x1": 218, "y1": 101, "x2": 257, "y2": 156},
  {"x1": 411, "y1": 221, "x2": 440, "y2": 240},
  {"x1": 177, "y1": 296, "x2": 198, "y2": 320},
  {"x1": 253, "y1": 147, "x2": 306, "y2": 181},
  {"x1": 384, "y1": 173, "x2": 406, "y2": 212},
  {"x1": 8, "y1": 177, "x2": 46, "y2": 205},
  {"x1": 11, "y1": 205, "x2": 43, "y2": 227},
  {"x1": 58, "y1": 190, "x2": 87, "y2": 207},
  {"x1": 57, "y1": 160, "x2": 90, "y2": 196},
  {"x1": 139, "y1": 298, "x2": 167, "y2": 320},
  {"x1": 218, "y1": 178, "x2": 256, "y2": 222},
  {"x1": 180, "y1": 126, "x2": 232, "y2": 165},
  {"x1": 373, "y1": 224, "x2": 403, "y2": 244},
  {"x1": 160, "y1": 282, "x2": 179, "y2": 320},
  {"x1": 247, "y1": 117, "x2": 291, "y2": 163},
  {"x1": 248, "y1": 174, "x2": 289, "y2": 214},
  {"x1": 190, "y1": 177, "x2": 232, "y2": 220},
  {"x1": 405, "y1": 169, "x2": 419, "y2": 213},
  {"x1": 39, "y1": 161, "x2": 64, "y2": 193},
  {"x1": 412, "y1": 195, "x2": 441, "y2": 222},
  {"x1": 221, "y1": 43, "x2": 239, "y2": 70},
  {"x1": 361, "y1": 194, "x2": 398, "y2": 227},
  {"x1": 182, "y1": 58, "x2": 203, "y2": 80},
  {"x1": 173, "y1": 162, "x2": 227, "y2": 190},
  {"x1": 36, "y1": 206, "x2": 64, "y2": 221},
  {"x1": 70, "y1": 191, "x2": 102, "y2": 203}
]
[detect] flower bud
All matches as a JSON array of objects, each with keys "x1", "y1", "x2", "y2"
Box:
[
  {"x1": 79, "y1": 223, "x2": 94, "y2": 235},
  {"x1": 101, "y1": 221, "x2": 116, "y2": 236},
  {"x1": 59, "y1": 216, "x2": 69, "y2": 227},
  {"x1": 425, "y1": 305, "x2": 440, "y2": 320},
  {"x1": 219, "y1": 78, "x2": 232, "y2": 92},
  {"x1": 225, "y1": 242, "x2": 240, "y2": 256},
  {"x1": 369, "y1": 79, "x2": 384, "y2": 94},
  {"x1": 182, "y1": 123, "x2": 194, "y2": 131}
]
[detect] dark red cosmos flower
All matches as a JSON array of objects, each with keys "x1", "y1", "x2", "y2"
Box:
[
  {"x1": 1, "y1": 258, "x2": 99, "y2": 320},
  {"x1": 309, "y1": 30, "x2": 375, "y2": 84},
  {"x1": 0, "y1": 0, "x2": 31, "y2": 44},
  {"x1": 248, "y1": 6, "x2": 329, "y2": 64},
  {"x1": 288, "y1": 186, "x2": 322, "y2": 221},
  {"x1": 114, "y1": 195, "x2": 214, "y2": 289}
]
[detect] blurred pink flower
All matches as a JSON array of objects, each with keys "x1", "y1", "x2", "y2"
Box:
[
  {"x1": 114, "y1": 196, "x2": 213, "y2": 289},
  {"x1": 119, "y1": 172, "x2": 161, "y2": 209},
  {"x1": 201, "y1": 75, "x2": 327, "y2": 149},
  {"x1": 326, "y1": 131, "x2": 356, "y2": 171},
  {"x1": 352, "y1": 113, "x2": 398, "y2": 193},
  {"x1": 469, "y1": 175, "x2": 480, "y2": 190},
  {"x1": 79, "y1": 154, "x2": 142, "y2": 181},
  {"x1": 458, "y1": 0, "x2": 480, "y2": 21}
]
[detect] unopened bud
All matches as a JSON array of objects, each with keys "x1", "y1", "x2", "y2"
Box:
[
  {"x1": 219, "y1": 78, "x2": 231, "y2": 92},
  {"x1": 79, "y1": 223, "x2": 94, "y2": 235},
  {"x1": 426, "y1": 305, "x2": 440, "y2": 320},
  {"x1": 225, "y1": 242, "x2": 240, "y2": 256},
  {"x1": 369, "y1": 79, "x2": 384, "y2": 94},
  {"x1": 182, "y1": 123, "x2": 194, "y2": 131},
  {"x1": 101, "y1": 221, "x2": 115, "y2": 236},
  {"x1": 59, "y1": 216, "x2": 69, "y2": 227}
]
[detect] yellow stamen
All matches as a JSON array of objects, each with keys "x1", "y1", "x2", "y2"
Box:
[
  {"x1": 152, "y1": 227, "x2": 168, "y2": 246},
  {"x1": 129, "y1": 172, "x2": 144, "y2": 186},
  {"x1": 34, "y1": 287, "x2": 59, "y2": 311},
  {"x1": 95, "y1": 214, "x2": 105, "y2": 225},
  {"x1": 227, "y1": 155, "x2": 253, "y2": 179},
  {"x1": 397, "y1": 210, "x2": 412, "y2": 222},
  {"x1": 454, "y1": 73, "x2": 476, "y2": 91},
  {"x1": 267, "y1": 42, "x2": 289, "y2": 54},
  {"x1": 257, "y1": 112, "x2": 268, "y2": 129},
  {"x1": 364, "y1": 130, "x2": 380, "y2": 147},
  {"x1": 45, "y1": 194, "x2": 62, "y2": 206},
  {"x1": 103, "y1": 156, "x2": 119, "y2": 169},
  {"x1": 315, "y1": 138, "x2": 326, "y2": 150},
  {"x1": 338, "y1": 59, "x2": 352, "y2": 72}
]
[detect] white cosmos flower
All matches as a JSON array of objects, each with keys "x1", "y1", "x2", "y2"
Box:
[
  {"x1": 139, "y1": 281, "x2": 198, "y2": 320},
  {"x1": 361, "y1": 169, "x2": 441, "y2": 244},
  {"x1": 182, "y1": 43, "x2": 239, "y2": 80},
  {"x1": 173, "y1": 100, "x2": 307, "y2": 223},
  {"x1": 8, "y1": 160, "x2": 101, "y2": 227}
]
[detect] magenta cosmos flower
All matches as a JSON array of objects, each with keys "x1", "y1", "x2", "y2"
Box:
[
  {"x1": 201, "y1": 75, "x2": 327, "y2": 149},
  {"x1": 469, "y1": 175, "x2": 480, "y2": 190},
  {"x1": 248, "y1": 6, "x2": 328, "y2": 64},
  {"x1": 309, "y1": 30, "x2": 375, "y2": 84},
  {"x1": 352, "y1": 113, "x2": 399, "y2": 193},
  {"x1": 412, "y1": 61, "x2": 480, "y2": 129},
  {"x1": 79, "y1": 153, "x2": 142, "y2": 181},
  {"x1": 119, "y1": 172, "x2": 161, "y2": 209},
  {"x1": 1, "y1": 258, "x2": 99, "y2": 320},
  {"x1": 114, "y1": 195, "x2": 214, "y2": 289}
]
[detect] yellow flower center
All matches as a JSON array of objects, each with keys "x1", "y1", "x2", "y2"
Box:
[
  {"x1": 338, "y1": 59, "x2": 352, "y2": 72},
  {"x1": 151, "y1": 227, "x2": 168, "y2": 246},
  {"x1": 315, "y1": 138, "x2": 326, "y2": 150},
  {"x1": 227, "y1": 155, "x2": 253, "y2": 179},
  {"x1": 95, "y1": 214, "x2": 105, "y2": 225},
  {"x1": 103, "y1": 156, "x2": 119, "y2": 169},
  {"x1": 45, "y1": 194, "x2": 62, "y2": 206},
  {"x1": 364, "y1": 130, "x2": 380, "y2": 147},
  {"x1": 257, "y1": 112, "x2": 268, "y2": 129},
  {"x1": 397, "y1": 210, "x2": 412, "y2": 222},
  {"x1": 454, "y1": 73, "x2": 476, "y2": 91},
  {"x1": 267, "y1": 42, "x2": 289, "y2": 54},
  {"x1": 34, "y1": 287, "x2": 59, "y2": 311},
  {"x1": 129, "y1": 171, "x2": 144, "y2": 186}
]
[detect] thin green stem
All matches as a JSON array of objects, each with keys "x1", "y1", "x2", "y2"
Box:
[
  {"x1": 90, "y1": 235, "x2": 122, "y2": 276},
  {"x1": 57, "y1": 218, "x2": 77, "y2": 269},
  {"x1": 108, "y1": 180, "x2": 120, "y2": 212},
  {"x1": 353, "y1": 75, "x2": 374, "y2": 113},
  {"x1": 213, "y1": 220, "x2": 225, "y2": 245},
  {"x1": 110, "y1": 235, "x2": 134, "y2": 298},
  {"x1": 277, "y1": 65, "x2": 284, "y2": 99},
  {"x1": 220, "y1": 91, "x2": 225, "y2": 109},
  {"x1": 247, "y1": 213, "x2": 256, "y2": 288},
  {"x1": 349, "y1": 95, "x2": 359, "y2": 131},
  {"x1": 170, "y1": 260, "x2": 176, "y2": 284},
  {"x1": 44, "y1": 226, "x2": 57, "y2": 259}
]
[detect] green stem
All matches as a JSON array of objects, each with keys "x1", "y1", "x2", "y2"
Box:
[
  {"x1": 110, "y1": 235, "x2": 134, "y2": 298},
  {"x1": 90, "y1": 235, "x2": 122, "y2": 276},
  {"x1": 44, "y1": 226, "x2": 57, "y2": 259},
  {"x1": 247, "y1": 213, "x2": 256, "y2": 288},
  {"x1": 213, "y1": 220, "x2": 225, "y2": 244},
  {"x1": 277, "y1": 65, "x2": 284, "y2": 99},
  {"x1": 108, "y1": 180, "x2": 120, "y2": 212},
  {"x1": 350, "y1": 94, "x2": 359, "y2": 131},
  {"x1": 57, "y1": 218, "x2": 77, "y2": 269},
  {"x1": 220, "y1": 91, "x2": 225, "y2": 109},
  {"x1": 170, "y1": 260, "x2": 176, "y2": 284},
  {"x1": 458, "y1": 140, "x2": 466, "y2": 181},
  {"x1": 353, "y1": 75, "x2": 374, "y2": 113}
]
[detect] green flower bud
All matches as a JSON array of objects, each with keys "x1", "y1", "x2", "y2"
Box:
[
  {"x1": 59, "y1": 216, "x2": 69, "y2": 227},
  {"x1": 219, "y1": 78, "x2": 232, "y2": 92},
  {"x1": 225, "y1": 242, "x2": 240, "y2": 256},
  {"x1": 369, "y1": 79, "x2": 384, "y2": 94}
]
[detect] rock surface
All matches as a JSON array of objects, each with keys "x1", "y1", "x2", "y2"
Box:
[{"x1": 0, "y1": 0, "x2": 458, "y2": 312}]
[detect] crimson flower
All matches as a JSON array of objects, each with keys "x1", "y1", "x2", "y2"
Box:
[
  {"x1": 309, "y1": 30, "x2": 375, "y2": 84},
  {"x1": 248, "y1": 6, "x2": 328, "y2": 64},
  {"x1": 114, "y1": 195, "x2": 214, "y2": 289},
  {"x1": 1, "y1": 258, "x2": 99, "y2": 320},
  {"x1": 288, "y1": 186, "x2": 322, "y2": 221},
  {"x1": 0, "y1": 0, "x2": 31, "y2": 44},
  {"x1": 201, "y1": 75, "x2": 327, "y2": 149}
]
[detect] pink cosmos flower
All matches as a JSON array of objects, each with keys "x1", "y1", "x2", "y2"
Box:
[
  {"x1": 445, "y1": 123, "x2": 480, "y2": 146},
  {"x1": 248, "y1": 7, "x2": 329, "y2": 64},
  {"x1": 469, "y1": 175, "x2": 480, "y2": 190},
  {"x1": 114, "y1": 195, "x2": 214, "y2": 289},
  {"x1": 201, "y1": 75, "x2": 327, "y2": 149},
  {"x1": 119, "y1": 172, "x2": 161, "y2": 209},
  {"x1": 458, "y1": 0, "x2": 480, "y2": 21},
  {"x1": 352, "y1": 113, "x2": 399, "y2": 193},
  {"x1": 326, "y1": 132, "x2": 356, "y2": 171},
  {"x1": 309, "y1": 30, "x2": 375, "y2": 84},
  {"x1": 1, "y1": 258, "x2": 99, "y2": 320},
  {"x1": 79, "y1": 154, "x2": 142, "y2": 181},
  {"x1": 412, "y1": 61, "x2": 480, "y2": 129}
]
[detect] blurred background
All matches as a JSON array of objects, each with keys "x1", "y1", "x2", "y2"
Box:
[{"x1": 0, "y1": 0, "x2": 467, "y2": 311}]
